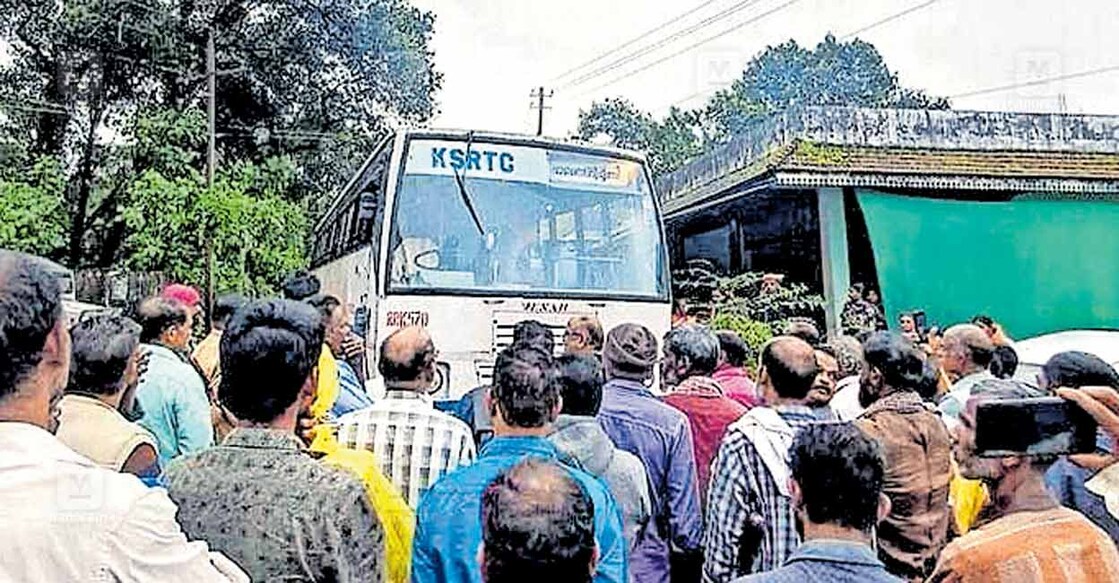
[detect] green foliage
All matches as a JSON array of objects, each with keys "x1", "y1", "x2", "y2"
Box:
[
  {"x1": 0, "y1": 155, "x2": 69, "y2": 257},
  {"x1": 0, "y1": 0, "x2": 440, "y2": 264},
  {"x1": 122, "y1": 159, "x2": 308, "y2": 297},
  {"x1": 703, "y1": 34, "x2": 948, "y2": 142},
  {"x1": 577, "y1": 34, "x2": 949, "y2": 176},
  {"x1": 574, "y1": 98, "x2": 701, "y2": 175},
  {"x1": 709, "y1": 312, "x2": 773, "y2": 363},
  {"x1": 673, "y1": 260, "x2": 825, "y2": 338}
]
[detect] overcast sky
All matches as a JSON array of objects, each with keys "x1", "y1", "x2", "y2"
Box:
[{"x1": 411, "y1": 0, "x2": 1119, "y2": 137}]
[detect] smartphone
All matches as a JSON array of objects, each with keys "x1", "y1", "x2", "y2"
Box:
[
  {"x1": 975, "y1": 397, "x2": 1098, "y2": 457},
  {"x1": 352, "y1": 305, "x2": 370, "y2": 339}
]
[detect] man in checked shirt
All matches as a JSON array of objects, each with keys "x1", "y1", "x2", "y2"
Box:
[
  {"x1": 335, "y1": 326, "x2": 476, "y2": 507},
  {"x1": 703, "y1": 336, "x2": 821, "y2": 581}
]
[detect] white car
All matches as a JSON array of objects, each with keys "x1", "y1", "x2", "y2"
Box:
[{"x1": 1012, "y1": 329, "x2": 1119, "y2": 384}]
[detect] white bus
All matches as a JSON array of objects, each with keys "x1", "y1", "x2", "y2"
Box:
[{"x1": 311, "y1": 129, "x2": 671, "y2": 399}]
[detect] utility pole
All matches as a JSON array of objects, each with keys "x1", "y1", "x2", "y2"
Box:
[
  {"x1": 530, "y1": 86, "x2": 553, "y2": 136},
  {"x1": 207, "y1": 30, "x2": 216, "y2": 188},
  {"x1": 205, "y1": 29, "x2": 217, "y2": 322}
]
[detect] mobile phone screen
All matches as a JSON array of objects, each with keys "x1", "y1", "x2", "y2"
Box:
[
  {"x1": 352, "y1": 305, "x2": 370, "y2": 339},
  {"x1": 975, "y1": 397, "x2": 1097, "y2": 457}
]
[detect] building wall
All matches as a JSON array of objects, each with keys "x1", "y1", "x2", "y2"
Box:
[{"x1": 857, "y1": 189, "x2": 1119, "y2": 338}]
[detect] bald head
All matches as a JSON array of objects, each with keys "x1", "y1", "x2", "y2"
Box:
[
  {"x1": 378, "y1": 326, "x2": 436, "y2": 389},
  {"x1": 942, "y1": 324, "x2": 994, "y2": 377},
  {"x1": 761, "y1": 336, "x2": 820, "y2": 401}
]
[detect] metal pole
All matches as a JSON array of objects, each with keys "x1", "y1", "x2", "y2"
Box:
[
  {"x1": 205, "y1": 29, "x2": 216, "y2": 322},
  {"x1": 207, "y1": 30, "x2": 216, "y2": 189},
  {"x1": 536, "y1": 86, "x2": 545, "y2": 136}
]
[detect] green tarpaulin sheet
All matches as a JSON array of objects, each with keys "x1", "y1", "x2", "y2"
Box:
[{"x1": 856, "y1": 190, "x2": 1119, "y2": 339}]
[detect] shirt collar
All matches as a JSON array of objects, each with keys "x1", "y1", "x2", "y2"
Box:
[
  {"x1": 62, "y1": 392, "x2": 119, "y2": 413},
  {"x1": 787, "y1": 539, "x2": 884, "y2": 567},
  {"x1": 671, "y1": 375, "x2": 725, "y2": 398},
  {"x1": 605, "y1": 377, "x2": 656, "y2": 397},
  {"x1": 773, "y1": 404, "x2": 818, "y2": 422},
  {"x1": 479, "y1": 435, "x2": 559, "y2": 459},
  {"x1": 384, "y1": 389, "x2": 433, "y2": 405},
  {"x1": 222, "y1": 427, "x2": 305, "y2": 452}
]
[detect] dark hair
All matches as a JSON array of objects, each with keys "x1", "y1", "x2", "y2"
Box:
[
  {"x1": 790, "y1": 423, "x2": 885, "y2": 532},
  {"x1": 305, "y1": 294, "x2": 342, "y2": 323},
  {"x1": 783, "y1": 319, "x2": 821, "y2": 347},
  {"x1": 0, "y1": 251, "x2": 63, "y2": 398},
  {"x1": 280, "y1": 270, "x2": 321, "y2": 301},
  {"x1": 556, "y1": 354, "x2": 603, "y2": 416},
  {"x1": 492, "y1": 345, "x2": 558, "y2": 428},
  {"x1": 664, "y1": 324, "x2": 720, "y2": 377},
  {"x1": 135, "y1": 297, "x2": 188, "y2": 343},
  {"x1": 481, "y1": 459, "x2": 595, "y2": 583},
  {"x1": 851, "y1": 283, "x2": 866, "y2": 295},
  {"x1": 513, "y1": 320, "x2": 554, "y2": 355},
  {"x1": 989, "y1": 345, "x2": 1019, "y2": 380},
  {"x1": 716, "y1": 330, "x2": 750, "y2": 368},
  {"x1": 219, "y1": 299, "x2": 324, "y2": 423},
  {"x1": 1042, "y1": 351, "x2": 1119, "y2": 390},
  {"x1": 378, "y1": 328, "x2": 436, "y2": 383},
  {"x1": 862, "y1": 332, "x2": 924, "y2": 390},
  {"x1": 761, "y1": 337, "x2": 819, "y2": 399},
  {"x1": 68, "y1": 313, "x2": 141, "y2": 396},
  {"x1": 212, "y1": 294, "x2": 248, "y2": 330},
  {"x1": 916, "y1": 358, "x2": 941, "y2": 402},
  {"x1": 971, "y1": 314, "x2": 996, "y2": 328}
]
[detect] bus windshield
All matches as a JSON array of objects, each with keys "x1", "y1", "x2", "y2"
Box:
[{"x1": 388, "y1": 138, "x2": 667, "y2": 299}]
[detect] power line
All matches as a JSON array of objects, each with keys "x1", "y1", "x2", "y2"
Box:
[
  {"x1": 666, "y1": 0, "x2": 945, "y2": 110},
  {"x1": 949, "y1": 63, "x2": 1119, "y2": 100},
  {"x1": 558, "y1": 0, "x2": 771, "y2": 90},
  {"x1": 572, "y1": 0, "x2": 803, "y2": 97},
  {"x1": 839, "y1": 0, "x2": 942, "y2": 40},
  {"x1": 551, "y1": 0, "x2": 723, "y2": 83}
]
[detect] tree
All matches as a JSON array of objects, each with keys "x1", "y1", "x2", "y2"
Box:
[
  {"x1": 576, "y1": 34, "x2": 948, "y2": 175},
  {"x1": 0, "y1": 153, "x2": 69, "y2": 257},
  {"x1": 110, "y1": 107, "x2": 308, "y2": 296},
  {"x1": 574, "y1": 98, "x2": 701, "y2": 175},
  {"x1": 0, "y1": 0, "x2": 440, "y2": 265},
  {"x1": 703, "y1": 34, "x2": 948, "y2": 141}
]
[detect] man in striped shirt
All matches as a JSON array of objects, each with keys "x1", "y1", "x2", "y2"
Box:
[{"x1": 336, "y1": 326, "x2": 475, "y2": 507}]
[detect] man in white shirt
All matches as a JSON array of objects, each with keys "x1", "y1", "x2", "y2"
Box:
[
  {"x1": 336, "y1": 326, "x2": 476, "y2": 507},
  {"x1": 0, "y1": 249, "x2": 245, "y2": 582},
  {"x1": 935, "y1": 324, "x2": 995, "y2": 430}
]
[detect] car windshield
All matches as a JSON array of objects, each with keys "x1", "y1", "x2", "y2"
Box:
[{"x1": 388, "y1": 139, "x2": 667, "y2": 299}]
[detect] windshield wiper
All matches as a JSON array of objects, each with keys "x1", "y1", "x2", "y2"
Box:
[{"x1": 452, "y1": 131, "x2": 486, "y2": 236}]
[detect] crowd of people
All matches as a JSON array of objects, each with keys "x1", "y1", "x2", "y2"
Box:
[{"x1": 3, "y1": 247, "x2": 1119, "y2": 582}]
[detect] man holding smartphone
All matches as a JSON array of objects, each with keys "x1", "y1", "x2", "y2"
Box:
[{"x1": 930, "y1": 379, "x2": 1119, "y2": 582}]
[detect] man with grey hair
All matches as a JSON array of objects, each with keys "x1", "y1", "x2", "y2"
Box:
[
  {"x1": 936, "y1": 324, "x2": 995, "y2": 429},
  {"x1": 662, "y1": 324, "x2": 747, "y2": 501},
  {"x1": 930, "y1": 378, "x2": 1119, "y2": 581}
]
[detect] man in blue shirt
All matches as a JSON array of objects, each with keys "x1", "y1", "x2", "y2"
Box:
[
  {"x1": 134, "y1": 297, "x2": 213, "y2": 467},
  {"x1": 735, "y1": 423, "x2": 900, "y2": 583},
  {"x1": 413, "y1": 344, "x2": 627, "y2": 583}
]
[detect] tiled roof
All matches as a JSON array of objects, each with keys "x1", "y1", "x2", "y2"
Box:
[
  {"x1": 783, "y1": 143, "x2": 1119, "y2": 179},
  {"x1": 657, "y1": 107, "x2": 1119, "y2": 214}
]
